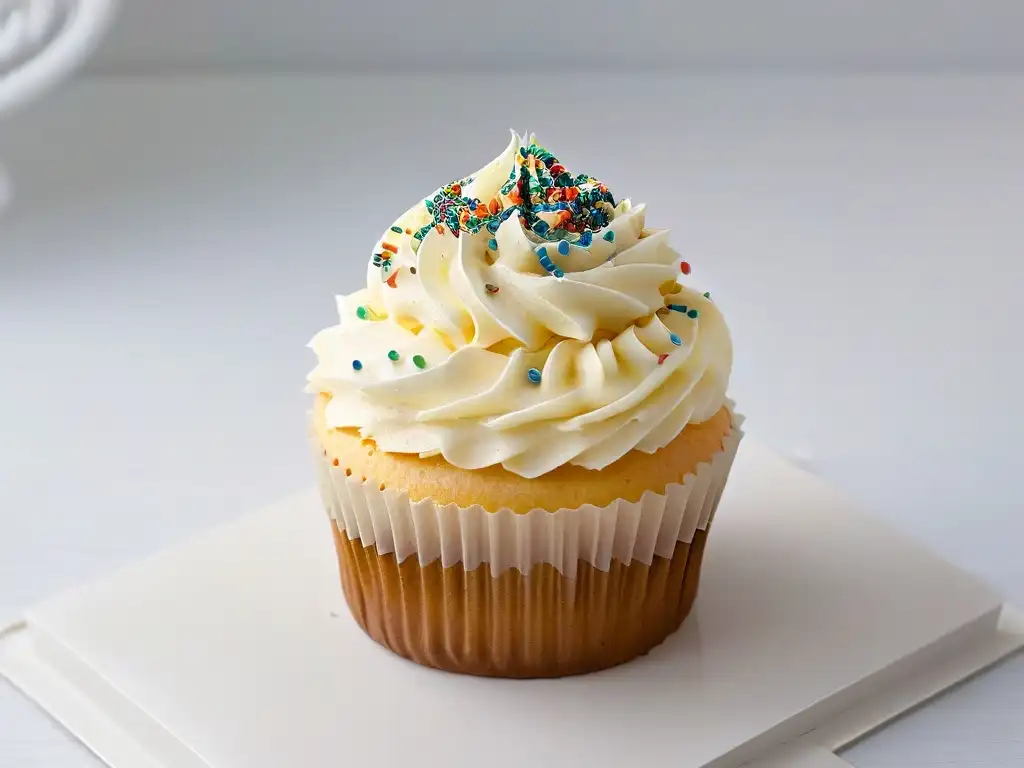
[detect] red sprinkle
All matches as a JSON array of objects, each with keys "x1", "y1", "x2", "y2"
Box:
[
  {"x1": 386, "y1": 271, "x2": 399, "y2": 288},
  {"x1": 680, "y1": 261, "x2": 692, "y2": 275},
  {"x1": 657, "y1": 354, "x2": 669, "y2": 365},
  {"x1": 381, "y1": 242, "x2": 398, "y2": 254}
]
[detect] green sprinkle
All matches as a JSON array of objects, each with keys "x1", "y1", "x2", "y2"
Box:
[
  {"x1": 390, "y1": 225, "x2": 403, "y2": 234},
  {"x1": 357, "y1": 306, "x2": 369, "y2": 320},
  {"x1": 388, "y1": 349, "x2": 400, "y2": 362},
  {"x1": 412, "y1": 354, "x2": 427, "y2": 370},
  {"x1": 703, "y1": 292, "x2": 711, "y2": 299},
  {"x1": 602, "y1": 230, "x2": 615, "y2": 242},
  {"x1": 687, "y1": 309, "x2": 700, "y2": 319}
]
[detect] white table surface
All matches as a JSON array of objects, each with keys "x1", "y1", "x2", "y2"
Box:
[{"x1": 0, "y1": 74, "x2": 1022, "y2": 767}]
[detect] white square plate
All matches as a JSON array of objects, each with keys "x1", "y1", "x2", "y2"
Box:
[{"x1": 2, "y1": 441, "x2": 1021, "y2": 768}]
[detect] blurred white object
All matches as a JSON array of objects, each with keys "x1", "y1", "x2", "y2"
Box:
[{"x1": 0, "y1": 0, "x2": 116, "y2": 210}]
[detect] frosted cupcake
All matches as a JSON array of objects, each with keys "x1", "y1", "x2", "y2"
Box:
[{"x1": 308, "y1": 133, "x2": 741, "y2": 678}]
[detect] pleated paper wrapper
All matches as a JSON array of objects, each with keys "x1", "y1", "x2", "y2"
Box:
[{"x1": 312, "y1": 407, "x2": 744, "y2": 677}]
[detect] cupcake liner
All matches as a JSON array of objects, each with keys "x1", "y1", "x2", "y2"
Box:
[
  {"x1": 332, "y1": 526, "x2": 711, "y2": 678},
  {"x1": 312, "y1": 406, "x2": 744, "y2": 579},
  {"x1": 313, "y1": 404, "x2": 743, "y2": 676}
]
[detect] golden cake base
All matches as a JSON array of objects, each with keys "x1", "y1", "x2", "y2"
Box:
[{"x1": 333, "y1": 524, "x2": 709, "y2": 678}]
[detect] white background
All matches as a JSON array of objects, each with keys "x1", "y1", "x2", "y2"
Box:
[
  {"x1": 87, "y1": 0, "x2": 1024, "y2": 74},
  {"x1": 2, "y1": 2, "x2": 1024, "y2": 766}
]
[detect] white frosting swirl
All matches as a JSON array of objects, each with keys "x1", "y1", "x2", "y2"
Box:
[{"x1": 308, "y1": 133, "x2": 733, "y2": 478}]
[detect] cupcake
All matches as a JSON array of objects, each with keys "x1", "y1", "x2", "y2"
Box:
[{"x1": 308, "y1": 132, "x2": 741, "y2": 678}]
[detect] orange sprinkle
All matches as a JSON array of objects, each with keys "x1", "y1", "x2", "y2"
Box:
[
  {"x1": 404, "y1": 228, "x2": 412, "y2": 234},
  {"x1": 381, "y1": 242, "x2": 398, "y2": 254},
  {"x1": 332, "y1": 458, "x2": 339, "y2": 466},
  {"x1": 436, "y1": 224, "x2": 445, "y2": 234},
  {"x1": 488, "y1": 198, "x2": 501, "y2": 214},
  {"x1": 386, "y1": 271, "x2": 399, "y2": 288}
]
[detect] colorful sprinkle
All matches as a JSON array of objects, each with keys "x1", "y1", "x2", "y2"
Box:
[
  {"x1": 602, "y1": 230, "x2": 615, "y2": 243},
  {"x1": 385, "y1": 271, "x2": 399, "y2": 288},
  {"x1": 657, "y1": 354, "x2": 669, "y2": 365},
  {"x1": 669, "y1": 334, "x2": 682, "y2": 346},
  {"x1": 352, "y1": 360, "x2": 363, "y2": 371},
  {"x1": 687, "y1": 309, "x2": 700, "y2": 319},
  {"x1": 680, "y1": 261, "x2": 691, "y2": 275},
  {"x1": 381, "y1": 242, "x2": 398, "y2": 254},
  {"x1": 557, "y1": 240, "x2": 570, "y2": 256},
  {"x1": 412, "y1": 355, "x2": 427, "y2": 370},
  {"x1": 357, "y1": 305, "x2": 370, "y2": 320},
  {"x1": 667, "y1": 304, "x2": 688, "y2": 314},
  {"x1": 485, "y1": 283, "x2": 499, "y2": 294},
  {"x1": 488, "y1": 238, "x2": 498, "y2": 250},
  {"x1": 390, "y1": 226, "x2": 403, "y2": 234},
  {"x1": 527, "y1": 367, "x2": 542, "y2": 384},
  {"x1": 703, "y1": 291, "x2": 710, "y2": 299}
]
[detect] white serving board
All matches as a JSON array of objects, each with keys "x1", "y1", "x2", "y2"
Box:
[{"x1": 1, "y1": 441, "x2": 1021, "y2": 768}]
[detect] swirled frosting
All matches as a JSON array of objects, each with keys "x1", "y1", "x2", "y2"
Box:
[{"x1": 307, "y1": 133, "x2": 733, "y2": 478}]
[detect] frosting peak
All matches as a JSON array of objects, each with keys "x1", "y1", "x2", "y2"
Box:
[{"x1": 308, "y1": 133, "x2": 733, "y2": 478}]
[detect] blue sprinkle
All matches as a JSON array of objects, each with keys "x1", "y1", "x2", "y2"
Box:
[
  {"x1": 553, "y1": 268, "x2": 565, "y2": 278},
  {"x1": 352, "y1": 359, "x2": 364, "y2": 370},
  {"x1": 669, "y1": 334, "x2": 682, "y2": 347},
  {"x1": 486, "y1": 219, "x2": 500, "y2": 233},
  {"x1": 534, "y1": 221, "x2": 550, "y2": 236},
  {"x1": 540, "y1": 259, "x2": 554, "y2": 270},
  {"x1": 527, "y1": 367, "x2": 542, "y2": 384},
  {"x1": 667, "y1": 304, "x2": 688, "y2": 314},
  {"x1": 488, "y1": 238, "x2": 498, "y2": 250},
  {"x1": 602, "y1": 230, "x2": 616, "y2": 243},
  {"x1": 536, "y1": 246, "x2": 548, "y2": 258},
  {"x1": 579, "y1": 231, "x2": 593, "y2": 247},
  {"x1": 557, "y1": 240, "x2": 570, "y2": 256}
]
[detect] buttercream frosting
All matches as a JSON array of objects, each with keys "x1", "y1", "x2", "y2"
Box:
[{"x1": 308, "y1": 132, "x2": 733, "y2": 478}]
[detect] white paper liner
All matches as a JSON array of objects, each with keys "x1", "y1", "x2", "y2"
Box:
[{"x1": 312, "y1": 406, "x2": 744, "y2": 578}]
